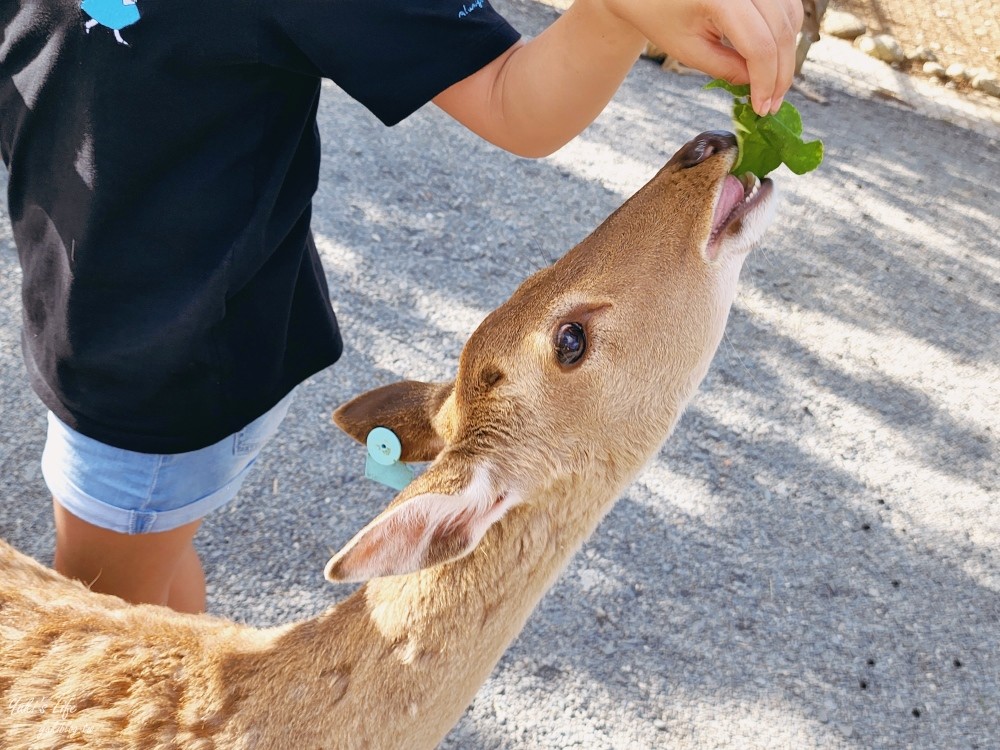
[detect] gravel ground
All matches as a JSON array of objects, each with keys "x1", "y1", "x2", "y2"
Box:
[
  {"x1": 1, "y1": 1, "x2": 998, "y2": 748},
  {"x1": 831, "y1": 0, "x2": 1000, "y2": 81}
]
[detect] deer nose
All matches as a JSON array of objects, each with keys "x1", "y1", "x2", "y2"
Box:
[{"x1": 670, "y1": 130, "x2": 737, "y2": 169}]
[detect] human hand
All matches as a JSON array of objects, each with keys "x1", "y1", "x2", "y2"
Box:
[{"x1": 598, "y1": 0, "x2": 804, "y2": 116}]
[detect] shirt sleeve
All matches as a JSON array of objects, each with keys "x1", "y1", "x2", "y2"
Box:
[{"x1": 263, "y1": 0, "x2": 522, "y2": 126}]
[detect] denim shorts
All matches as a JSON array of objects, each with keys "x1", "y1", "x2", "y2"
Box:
[{"x1": 41, "y1": 392, "x2": 294, "y2": 535}]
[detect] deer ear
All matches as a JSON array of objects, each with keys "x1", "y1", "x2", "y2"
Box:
[
  {"x1": 333, "y1": 380, "x2": 454, "y2": 462},
  {"x1": 324, "y1": 466, "x2": 520, "y2": 583}
]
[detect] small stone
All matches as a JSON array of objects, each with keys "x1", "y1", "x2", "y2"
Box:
[
  {"x1": 875, "y1": 35, "x2": 905, "y2": 64},
  {"x1": 578, "y1": 568, "x2": 601, "y2": 592},
  {"x1": 972, "y1": 73, "x2": 1000, "y2": 98},
  {"x1": 906, "y1": 46, "x2": 937, "y2": 63},
  {"x1": 945, "y1": 63, "x2": 969, "y2": 81},
  {"x1": 923, "y1": 62, "x2": 947, "y2": 79},
  {"x1": 857, "y1": 34, "x2": 905, "y2": 64},
  {"x1": 822, "y1": 10, "x2": 867, "y2": 40}
]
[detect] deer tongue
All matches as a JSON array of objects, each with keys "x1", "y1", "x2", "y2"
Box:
[{"x1": 712, "y1": 175, "x2": 747, "y2": 232}]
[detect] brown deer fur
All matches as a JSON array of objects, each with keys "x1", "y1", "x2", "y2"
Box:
[{"x1": 0, "y1": 131, "x2": 776, "y2": 749}]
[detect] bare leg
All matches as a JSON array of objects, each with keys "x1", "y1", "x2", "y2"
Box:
[
  {"x1": 168, "y1": 543, "x2": 207, "y2": 613},
  {"x1": 52, "y1": 499, "x2": 206, "y2": 613}
]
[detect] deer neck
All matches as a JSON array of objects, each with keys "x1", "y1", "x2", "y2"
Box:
[{"x1": 260, "y1": 471, "x2": 621, "y2": 749}]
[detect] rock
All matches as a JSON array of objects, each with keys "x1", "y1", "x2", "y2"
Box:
[
  {"x1": 923, "y1": 62, "x2": 947, "y2": 79},
  {"x1": 822, "y1": 10, "x2": 867, "y2": 40},
  {"x1": 876, "y1": 35, "x2": 906, "y2": 64},
  {"x1": 578, "y1": 568, "x2": 602, "y2": 592},
  {"x1": 945, "y1": 63, "x2": 969, "y2": 81},
  {"x1": 857, "y1": 34, "x2": 906, "y2": 64},
  {"x1": 972, "y1": 73, "x2": 1000, "y2": 98},
  {"x1": 906, "y1": 46, "x2": 937, "y2": 63}
]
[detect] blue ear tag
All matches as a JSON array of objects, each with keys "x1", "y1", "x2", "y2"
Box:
[{"x1": 365, "y1": 427, "x2": 415, "y2": 491}]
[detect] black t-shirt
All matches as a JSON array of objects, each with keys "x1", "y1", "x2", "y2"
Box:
[{"x1": 0, "y1": 0, "x2": 520, "y2": 453}]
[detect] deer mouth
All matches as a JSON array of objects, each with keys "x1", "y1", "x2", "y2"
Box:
[{"x1": 709, "y1": 173, "x2": 775, "y2": 252}]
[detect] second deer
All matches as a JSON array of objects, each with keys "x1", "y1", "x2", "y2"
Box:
[{"x1": 0, "y1": 130, "x2": 776, "y2": 749}]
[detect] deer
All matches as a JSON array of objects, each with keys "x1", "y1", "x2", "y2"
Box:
[{"x1": 0, "y1": 129, "x2": 776, "y2": 749}]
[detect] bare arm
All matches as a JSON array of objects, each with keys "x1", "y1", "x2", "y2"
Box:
[{"x1": 433, "y1": 0, "x2": 803, "y2": 158}]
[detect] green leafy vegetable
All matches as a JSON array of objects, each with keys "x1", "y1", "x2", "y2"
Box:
[{"x1": 705, "y1": 79, "x2": 824, "y2": 177}]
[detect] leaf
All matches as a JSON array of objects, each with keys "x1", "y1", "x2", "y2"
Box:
[
  {"x1": 705, "y1": 79, "x2": 824, "y2": 177},
  {"x1": 704, "y1": 79, "x2": 752, "y2": 98},
  {"x1": 732, "y1": 101, "x2": 758, "y2": 134},
  {"x1": 735, "y1": 130, "x2": 783, "y2": 177},
  {"x1": 771, "y1": 100, "x2": 803, "y2": 138},
  {"x1": 784, "y1": 140, "x2": 824, "y2": 175},
  {"x1": 757, "y1": 118, "x2": 824, "y2": 175}
]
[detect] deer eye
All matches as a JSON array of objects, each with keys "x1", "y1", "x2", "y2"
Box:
[{"x1": 555, "y1": 322, "x2": 586, "y2": 366}]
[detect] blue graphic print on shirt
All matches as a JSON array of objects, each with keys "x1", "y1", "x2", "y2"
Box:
[{"x1": 82, "y1": 0, "x2": 140, "y2": 45}]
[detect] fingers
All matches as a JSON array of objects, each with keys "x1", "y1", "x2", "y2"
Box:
[
  {"x1": 600, "y1": 0, "x2": 802, "y2": 115},
  {"x1": 751, "y1": 0, "x2": 802, "y2": 112},
  {"x1": 712, "y1": 0, "x2": 801, "y2": 115},
  {"x1": 674, "y1": 38, "x2": 751, "y2": 88}
]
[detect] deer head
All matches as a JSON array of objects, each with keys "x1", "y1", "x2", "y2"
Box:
[{"x1": 327, "y1": 131, "x2": 775, "y2": 583}]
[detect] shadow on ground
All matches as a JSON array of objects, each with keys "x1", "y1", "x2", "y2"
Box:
[{"x1": 1, "y1": 0, "x2": 997, "y2": 747}]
